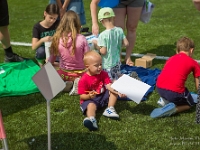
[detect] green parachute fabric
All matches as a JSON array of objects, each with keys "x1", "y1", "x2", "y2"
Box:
[{"x1": 0, "y1": 60, "x2": 39, "y2": 97}]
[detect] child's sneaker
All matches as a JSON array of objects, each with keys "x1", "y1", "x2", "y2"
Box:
[
  {"x1": 103, "y1": 106, "x2": 119, "y2": 119},
  {"x1": 157, "y1": 97, "x2": 169, "y2": 107},
  {"x1": 69, "y1": 78, "x2": 80, "y2": 96},
  {"x1": 150, "y1": 103, "x2": 176, "y2": 118},
  {"x1": 83, "y1": 117, "x2": 98, "y2": 131},
  {"x1": 190, "y1": 92, "x2": 198, "y2": 103},
  {"x1": 63, "y1": 81, "x2": 73, "y2": 92}
]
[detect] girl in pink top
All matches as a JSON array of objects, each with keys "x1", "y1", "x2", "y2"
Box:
[{"x1": 49, "y1": 10, "x2": 89, "y2": 82}]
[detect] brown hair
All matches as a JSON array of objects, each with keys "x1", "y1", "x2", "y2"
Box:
[
  {"x1": 176, "y1": 37, "x2": 195, "y2": 53},
  {"x1": 50, "y1": 10, "x2": 81, "y2": 56},
  {"x1": 44, "y1": 4, "x2": 59, "y2": 19}
]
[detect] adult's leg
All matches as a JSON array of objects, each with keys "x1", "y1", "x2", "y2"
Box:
[
  {"x1": 0, "y1": 0, "x2": 24, "y2": 62},
  {"x1": 0, "y1": 26, "x2": 11, "y2": 49},
  {"x1": 113, "y1": 8, "x2": 127, "y2": 64},
  {"x1": 125, "y1": 7, "x2": 143, "y2": 66}
]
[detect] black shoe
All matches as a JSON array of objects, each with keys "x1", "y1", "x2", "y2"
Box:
[
  {"x1": 81, "y1": 27, "x2": 92, "y2": 36},
  {"x1": 4, "y1": 53, "x2": 25, "y2": 62}
]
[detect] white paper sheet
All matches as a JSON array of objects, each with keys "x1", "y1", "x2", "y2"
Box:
[{"x1": 111, "y1": 74, "x2": 151, "y2": 104}]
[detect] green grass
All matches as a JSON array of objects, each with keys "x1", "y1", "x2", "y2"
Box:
[{"x1": 1, "y1": 0, "x2": 200, "y2": 149}]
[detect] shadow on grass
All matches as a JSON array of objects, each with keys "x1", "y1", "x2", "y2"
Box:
[
  {"x1": 142, "y1": 44, "x2": 176, "y2": 57},
  {"x1": 116, "y1": 101, "x2": 155, "y2": 116},
  {"x1": 0, "y1": 93, "x2": 45, "y2": 117},
  {"x1": 121, "y1": 44, "x2": 176, "y2": 66},
  {"x1": 23, "y1": 132, "x2": 117, "y2": 150}
]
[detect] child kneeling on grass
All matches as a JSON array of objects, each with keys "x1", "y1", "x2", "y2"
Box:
[
  {"x1": 78, "y1": 50, "x2": 126, "y2": 131},
  {"x1": 150, "y1": 37, "x2": 200, "y2": 118}
]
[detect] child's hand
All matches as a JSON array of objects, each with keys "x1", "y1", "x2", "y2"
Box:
[
  {"x1": 43, "y1": 36, "x2": 52, "y2": 42},
  {"x1": 92, "y1": 40, "x2": 98, "y2": 46},
  {"x1": 117, "y1": 92, "x2": 126, "y2": 98},
  {"x1": 123, "y1": 38, "x2": 129, "y2": 47},
  {"x1": 86, "y1": 91, "x2": 98, "y2": 99}
]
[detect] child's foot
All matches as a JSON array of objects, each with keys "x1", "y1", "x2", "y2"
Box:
[
  {"x1": 69, "y1": 78, "x2": 80, "y2": 96},
  {"x1": 103, "y1": 106, "x2": 119, "y2": 119},
  {"x1": 150, "y1": 103, "x2": 176, "y2": 118},
  {"x1": 83, "y1": 117, "x2": 98, "y2": 131},
  {"x1": 157, "y1": 97, "x2": 169, "y2": 107}
]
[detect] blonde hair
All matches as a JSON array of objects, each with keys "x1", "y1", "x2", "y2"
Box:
[
  {"x1": 83, "y1": 51, "x2": 101, "y2": 66},
  {"x1": 176, "y1": 37, "x2": 195, "y2": 53},
  {"x1": 51, "y1": 10, "x2": 81, "y2": 56}
]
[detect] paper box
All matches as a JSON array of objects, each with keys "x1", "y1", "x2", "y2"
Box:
[{"x1": 135, "y1": 53, "x2": 156, "y2": 68}]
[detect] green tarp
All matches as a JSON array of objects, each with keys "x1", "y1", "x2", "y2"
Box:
[{"x1": 0, "y1": 60, "x2": 39, "y2": 97}]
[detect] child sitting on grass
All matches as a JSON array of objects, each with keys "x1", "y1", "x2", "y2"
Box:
[
  {"x1": 32, "y1": 4, "x2": 60, "y2": 67},
  {"x1": 150, "y1": 37, "x2": 200, "y2": 118},
  {"x1": 78, "y1": 50, "x2": 126, "y2": 131},
  {"x1": 49, "y1": 10, "x2": 89, "y2": 94},
  {"x1": 92, "y1": 7, "x2": 129, "y2": 81}
]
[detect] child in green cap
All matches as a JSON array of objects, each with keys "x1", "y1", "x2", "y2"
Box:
[{"x1": 93, "y1": 7, "x2": 129, "y2": 81}]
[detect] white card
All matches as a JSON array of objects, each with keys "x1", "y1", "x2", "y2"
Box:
[{"x1": 111, "y1": 74, "x2": 151, "y2": 104}]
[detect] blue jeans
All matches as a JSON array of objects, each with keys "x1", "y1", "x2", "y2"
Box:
[{"x1": 49, "y1": 0, "x2": 86, "y2": 25}]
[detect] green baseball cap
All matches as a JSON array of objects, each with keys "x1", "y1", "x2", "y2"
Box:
[{"x1": 98, "y1": 7, "x2": 115, "y2": 22}]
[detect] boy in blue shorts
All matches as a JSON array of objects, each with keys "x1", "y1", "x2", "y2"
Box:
[
  {"x1": 151, "y1": 37, "x2": 200, "y2": 118},
  {"x1": 78, "y1": 50, "x2": 126, "y2": 131}
]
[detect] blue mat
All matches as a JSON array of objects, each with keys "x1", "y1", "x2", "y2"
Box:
[{"x1": 119, "y1": 65, "x2": 161, "y2": 101}]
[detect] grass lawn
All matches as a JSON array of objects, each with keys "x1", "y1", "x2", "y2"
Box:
[{"x1": 1, "y1": 0, "x2": 200, "y2": 149}]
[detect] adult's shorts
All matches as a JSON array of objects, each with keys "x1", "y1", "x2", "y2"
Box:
[
  {"x1": 115, "y1": 0, "x2": 145, "y2": 8},
  {"x1": 0, "y1": 0, "x2": 9, "y2": 26}
]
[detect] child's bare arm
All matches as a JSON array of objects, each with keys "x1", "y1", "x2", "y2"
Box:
[
  {"x1": 195, "y1": 77, "x2": 200, "y2": 90},
  {"x1": 123, "y1": 38, "x2": 129, "y2": 47},
  {"x1": 105, "y1": 83, "x2": 126, "y2": 98},
  {"x1": 92, "y1": 40, "x2": 107, "y2": 55}
]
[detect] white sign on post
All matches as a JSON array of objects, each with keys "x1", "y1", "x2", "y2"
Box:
[
  {"x1": 32, "y1": 62, "x2": 66, "y2": 150},
  {"x1": 32, "y1": 62, "x2": 65, "y2": 101},
  {"x1": 111, "y1": 74, "x2": 151, "y2": 104}
]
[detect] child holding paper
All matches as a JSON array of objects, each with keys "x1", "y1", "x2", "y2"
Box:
[
  {"x1": 151, "y1": 37, "x2": 200, "y2": 118},
  {"x1": 78, "y1": 50, "x2": 126, "y2": 131},
  {"x1": 32, "y1": 4, "x2": 60, "y2": 67},
  {"x1": 49, "y1": 10, "x2": 89, "y2": 94},
  {"x1": 92, "y1": 7, "x2": 129, "y2": 81}
]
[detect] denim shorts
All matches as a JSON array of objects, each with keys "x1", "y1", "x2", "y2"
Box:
[
  {"x1": 156, "y1": 87, "x2": 195, "y2": 106},
  {"x1": 49, "y1": 0, "x2": 86, "y2": 25},
  {"x1": 115, "y1": 0, "x2": 145, "y2": 8},
  {"x1": 80, "y1": 90, "x2": 109, "y2": 115}
]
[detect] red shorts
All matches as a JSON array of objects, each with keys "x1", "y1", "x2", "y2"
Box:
[{"x1": 57, "y1": 68, "x2": 85, "y2": 81}]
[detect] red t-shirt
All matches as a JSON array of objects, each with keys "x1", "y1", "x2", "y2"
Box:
[
  {"x1": 78, "y1": 71, "x2": 111, "y2": 104},
  {"x1": 156, "y1": 53, "x2": 200, "y2": 93}
]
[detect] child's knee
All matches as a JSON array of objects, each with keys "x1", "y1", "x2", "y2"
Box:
[{"x1": 87, "y1": 102, "x2": 96, "y2": 109}]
